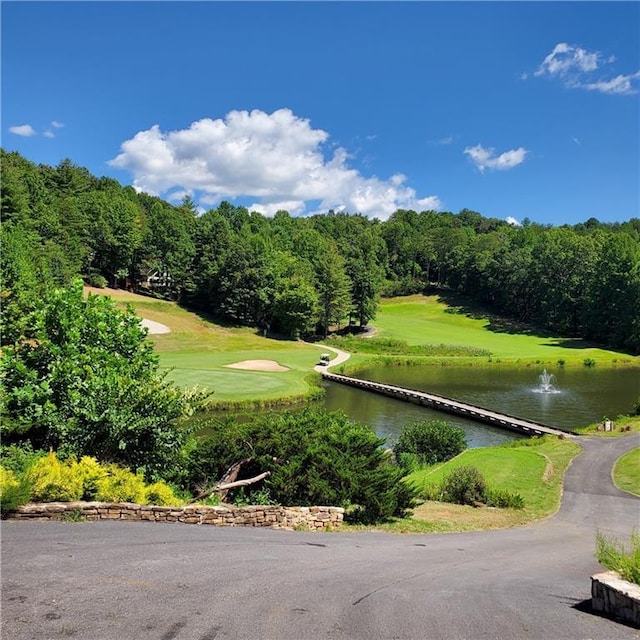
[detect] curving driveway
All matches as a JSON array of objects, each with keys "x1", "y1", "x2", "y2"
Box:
[{"x1": 2, "y1": 435, "x2": 639, "y2": 640}]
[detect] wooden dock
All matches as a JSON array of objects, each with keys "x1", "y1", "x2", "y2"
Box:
[{"x1": 322, "y1": 371, "x2": 573, "y2": 437}]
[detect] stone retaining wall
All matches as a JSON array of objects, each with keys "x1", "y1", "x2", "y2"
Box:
[
  {"x1": 8, "y1": 502, "x2": 344, "y2": 531},
  {"x1": 591, "y1": 571, "x2": 640, "y2": 626}
]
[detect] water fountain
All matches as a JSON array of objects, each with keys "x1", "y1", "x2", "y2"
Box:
[{"x1": 536, "y1": 369, "x2": 558, "y2": 393}]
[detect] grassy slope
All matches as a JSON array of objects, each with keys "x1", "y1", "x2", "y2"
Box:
[
  {"x1": 358, "y1": 437, "x2": 582, "y2": 534},
  {"x1": 371, "y1": 294, "x2": 633, "y2": 364},
  {"x1": 612, "y1": 447, "x2": 640, "y2": 496},
  {"x1": 85, "y1": 287, "x2": 323, "y2": 404}
]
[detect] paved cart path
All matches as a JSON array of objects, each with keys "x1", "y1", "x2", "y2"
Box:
[{"x1": 2, "y1": 435, "x2": 639, "y2": 640}]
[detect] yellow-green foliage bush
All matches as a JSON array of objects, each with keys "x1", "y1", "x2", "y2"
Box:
[
  {"x1": 144, "y1": 481, "x2": 182, "y2": 506},
  {"x1": 0, "y1": 467, "x2": 20, "y2": 496},
  {"x1": 94, "y1": 464, "x2": 147, "y2": 503},
  {"x1": 0, "y1": 466, "x2": 31, "y2": 513},
  {"x1": 26, "y1": 452, "x2": 83, "y2": 502},
  {"x1": 4, "y1": 451, "x2": 180, "y2": 507},
  {"x1": 70, "y1": 456, "x2": 106, "y2": 500}
]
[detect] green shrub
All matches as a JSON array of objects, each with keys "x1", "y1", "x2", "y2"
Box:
[
  {"x1": 583, "y1": 358, "x2": 596, "y2": 367},
  {"x1": 94, "y1": 464, "x2": 146, "y2": 503},
  {"x1": 633, "y1": 396, "x2": 640, "y2": 416},
  {"x1": 0, "y1": 466, "x2": 32, "y2": 514},
  {"x1": 396, "y1": 452, "x2": 422, "y2": 474},
  {"x1": 0, "y1": 467, "x2": 19, "y2": 497},
  {"x1": 88, "y1": 273, "x2": 108, "y2": 289},
  {"x1": 1, "y1": 279, "x2": 196, "y2": 481},
  {"x1": 26, "y1": 451, "x2": 83, "y2": 502},
  {"x1": 1, "y1": 448, "x2": 184, "y2": 508},
  {"x1": 394, "y1": 420, "x2": 467, "y2": 468},
  {"x1": 596, "y1": 529, "x2": 640, "y2": 585},
  {"x1": 441, "y1": 466, "x2": 487, "y2": 506},
  {"x1": 187, "y1": 408, "x2": 417, "y2": 524},
  {"x1": 144, "y1": 481, "x2": 182, "y2": 506},
  {"x1": 196, "y1": 494, "x2": 221, "y2": 507},
  {"x1": 486, "y1": 488, "x2": 525, "y2": 509}
]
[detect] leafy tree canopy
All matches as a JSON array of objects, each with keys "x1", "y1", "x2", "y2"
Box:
[{"x1": 1, "y1": 279, "x2": 198, "y2": 479}]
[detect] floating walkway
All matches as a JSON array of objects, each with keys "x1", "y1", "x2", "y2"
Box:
[{"x1": 322, "y1": 372, "x2": 573, "y2": 437}]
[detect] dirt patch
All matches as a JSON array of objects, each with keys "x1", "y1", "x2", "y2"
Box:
[{"x1": 225, "y1": 359, "x2": 290, "y2": 372}]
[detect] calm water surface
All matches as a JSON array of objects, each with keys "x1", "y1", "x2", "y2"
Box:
[{"x1": 322, "y1": 365, "x2": 640, "y2": 448}]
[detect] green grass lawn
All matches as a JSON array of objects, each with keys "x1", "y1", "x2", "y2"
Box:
[
  {"x1": 370, "y1": 294, "x2": 633, "y2": 364},
  {"x1": 354, "y1": 436, "x2": 582, "y2": 533},
  {"x1": 85, "y1": 287, "x2": 324, "y2": 404},
  {"x1": 612, "y1": 447, "x2": 640, "y2": 496},
  {"x1": 160, "y1": 349, "x2": 321, "y2": 404}
]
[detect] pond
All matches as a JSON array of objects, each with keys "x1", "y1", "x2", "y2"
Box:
[{"x1": 322, "y1": 365, "x2": 640, "y2": 449}]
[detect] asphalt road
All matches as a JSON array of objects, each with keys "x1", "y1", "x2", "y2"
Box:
[{"x1": 2, "y1": 434, "x2": 639, "y2": 640}]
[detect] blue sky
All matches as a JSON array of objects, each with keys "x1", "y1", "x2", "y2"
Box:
[{"x1": 2, "y1": 1, "x2": 639, "y2": 225}]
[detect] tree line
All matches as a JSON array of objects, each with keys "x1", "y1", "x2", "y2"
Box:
[{"x1": 2, "y1": 149, "x2": 639, "y2": 352}]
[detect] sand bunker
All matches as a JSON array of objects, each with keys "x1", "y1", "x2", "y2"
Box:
[
  {"x1": 140, "y1": 318, "x2": 171, "y2": 334},
  {"x1": 225, "y1": 359, "x2": 290, "y2": 372}
]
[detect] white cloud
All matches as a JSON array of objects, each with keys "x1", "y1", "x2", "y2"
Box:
[
  {"x1": 109, "y1": 108, "x2": 441, "y2": 219},
  {"x1": 43, "y1": 130, "x2": 55, "y2": 138},
  {"x1": 533, "y1": 43, "x2": 639, "y2": 95},
  {"x1": 51, "y1": 121, "x2": 65, "y2": 128},
  {"x1": 535, "y1": 43, "x2": 600, "y2": 79},
  {"x1": 582, "y1": 72, "x2": 640, "y2": 95},
  {"x1": 506, "y1": 216, "x2": 521, "y2": 226},
  {"x1": 9, "y1": 124, "x2": 36, "y2": 137},
  {"x1": 463, "y1": 144, "x2": 528, "y2": 173}
]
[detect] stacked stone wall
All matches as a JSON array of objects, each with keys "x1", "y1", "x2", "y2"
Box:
[
  {"x1": 8, "y1": 502, "x2": 344, "y2": 531},
  {"x1": 591, "y1": 571, "x2": 640, "y2": 626}
]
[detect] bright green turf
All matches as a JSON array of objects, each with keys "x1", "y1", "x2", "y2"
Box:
[
  {"x1": 407, "y1": 437, "x2": 581, "y2": 520},
  {"x1": 409, "y1": 448, "x2": 546, "y2": 496},
  {"x1": 372, "y1": 295, "x2": 633, "y2": 363},
  {"x1": 612, "y1": 448, "x2": 640, "y2": 496},
  {"x1": 160, "y1": 349, "x2": 322, "y2": 402},
  {"x1": 87, "y1": 287, "x2": 324, "y2": 403}
]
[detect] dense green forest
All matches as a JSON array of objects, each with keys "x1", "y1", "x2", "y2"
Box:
[{"x1": 2, "y1": 149, "x2": 639, "y2": 352}]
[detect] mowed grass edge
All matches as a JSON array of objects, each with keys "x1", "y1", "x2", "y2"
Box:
[{"x1": 612, "y1": 447, "x2": 640, "y2": 496}]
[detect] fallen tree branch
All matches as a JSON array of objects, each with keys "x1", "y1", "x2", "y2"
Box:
[
  {"x1": 189, "y1": 458, "x2": 270, "y2": 503},
  {"x1": 215, "y1": 471, "x2": 271, "y2": 493}
]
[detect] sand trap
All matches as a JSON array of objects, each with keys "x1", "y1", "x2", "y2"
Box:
[
  {"x1": 140, "y1": 318, "x2": 171, "y2": 334},
  {"x1": 225, "y1": 359, "x2": 290, "y2": 372}
]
